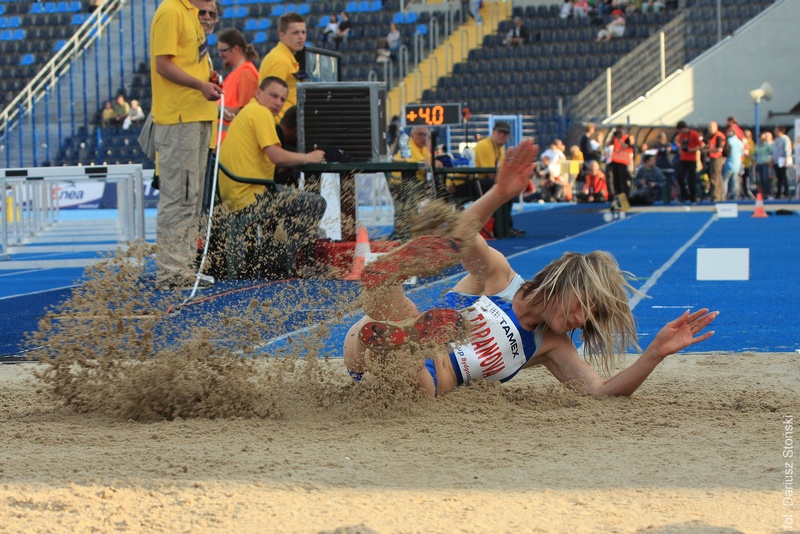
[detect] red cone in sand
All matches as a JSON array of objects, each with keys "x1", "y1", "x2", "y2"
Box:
[
  {"x1": 752, "y1": 193, "x2": 768, "y2": 218},
  {"x1": 343, "y1": 226, "x2": 371, "y2": 280}
]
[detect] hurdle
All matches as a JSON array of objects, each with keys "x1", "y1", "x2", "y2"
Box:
[{"x1": 0, "y1": 164, "x2": 145, "y2": 260}]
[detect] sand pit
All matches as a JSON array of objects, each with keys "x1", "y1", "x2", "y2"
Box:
[{"x1": 1, "y1": 351, "x2": 796, "y2": 533}]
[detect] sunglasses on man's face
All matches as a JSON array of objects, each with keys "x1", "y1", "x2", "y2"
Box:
[{"x1": 198, "y1": 9, "x2": 218, "y2": 18}]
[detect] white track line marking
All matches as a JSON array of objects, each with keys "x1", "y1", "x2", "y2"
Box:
[{"x1": 628, "y1": 214, "x2": 716, "y2": 311}]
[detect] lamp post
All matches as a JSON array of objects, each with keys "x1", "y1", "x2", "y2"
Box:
[{"x1": 749, "y1": 82, "x2": 773, "y2": 141}]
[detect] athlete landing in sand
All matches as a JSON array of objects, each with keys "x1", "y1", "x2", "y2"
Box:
[{"x1": 344, "y1": 139, "x2": 718, "y2": 398}]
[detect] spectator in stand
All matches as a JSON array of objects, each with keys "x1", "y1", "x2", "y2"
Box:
[
  {"x1": 334, "y1": 12, "x2": 351, "y2": 50},
  {"x1": 100, "y1": 101, "x2": 116, "y2": 127},
  {"x1": 572, "y1": 0, "x2": 589, "y2": 18},
  {"x1": 578, "y1": 160, "x2": 608, "y2": 203},
  {"x1": 503, "y1": 16, "x2": 528, "y2": 46},
  {"x1": 122, "y1": 99, "x2": 146, "y2": 130},
  {"x1": 193, "y1": 0, "x2": 219, "y2": 34},
  {"x1": 754, "y1": 132, "x2": 774, "y2": 198},
  {"x1": 473, "y1": 121, "x2": 525, "y2": 237},
  {"x1": 772, "y1": 125, "x2": 793, "y2": 199},
  {"x1": 150, "y1": 0, "x2": 222, "y2": 289},
  {"x1": 378, "y1": 22, "x2": 401, "y2": 62},
  {"x1": 217, "y1": 28, "x2": 260, "y2": 142},
  {"x1": 111, "y1": 94, "x2": 130, "y2": 127},
  {"x1": 322, "y1": 13, "x2": 339, "y2": 45},
  {"x1": 702, "y1": 121, "x2": 726, "y2": 202},
  {"x1": 535, "y1": 155, "x2": 567, "y2": 203},
  {"x1": 541, "y1": 138, "x2": 566, "y2": 166},
  {"x1": 740, "y1": 128, "x2": 756, "y2": 198},
  {"x1": 596, "y1": 0, "x2": 613, "y2": 17},
  {"x1": 579, "y1": 122, "x2": 599, "y2": 164},
  {"x1": 725, "y1": 116, "x2": 744, "y2": 141},
  {"x1": 259, "y1": 12, "x2": 307, "y2": 121},
  {"x1": 390, "y1": 125, "x2": 437, "y2": 239},
  {"x1": 652, "y1": 131, "x2": 673, "y2": 171},
  {"x1": 559, "y1": 0, "x2": 573, "y2": 19},
  {"x1": 218, "y1": 77, "x2": 326, "y2": 279},
  {"x1": 721, "y1": 127, "x2": 743, "y2": 200},
  {"x1": 606, "y1": 125, "x2": 634, "y2": 202},
  {"x1": 596, "y1": 9, "x2": 625, "y2": 41},
  {"x1": 641, "y1": 0, "x2": 666, "y2": 14},
  {"x1": 675, "y1": 121, "x2": 704, "y2": 203},
  {"x1": 630, "y1": 154, "x2": 664, "y2": 206}
]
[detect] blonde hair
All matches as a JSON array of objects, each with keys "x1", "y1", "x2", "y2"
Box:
[{"x1": 521, "y1": 251, "x2": 641, "y2": 372}]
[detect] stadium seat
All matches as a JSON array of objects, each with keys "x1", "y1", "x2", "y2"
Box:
[
  {"x1": 19, "y1": 53, "x2": 34, "y2": 66},
  {"x1": 404, "y1": 11, "x2": 417, "y2": 24},
  {"x1": 253, "y1": 31, "x2": 267, "y2": 44},
  {"x1": 272, "y1": 5, "x2": 285, "y2": 17},
  {"x1": 415, "y1": 23, "x2": 427, "y2": 36},
  {"x1": 392, "y1": 12, "x2": 404, "y2": 25},
  {"x1": 71, "y1": 13, "x2": 86, "y2": 25},
  {"x1": 297, "y1": 3, "x2": 310, "y2": 15},
  {"x1": 317, "y1": 14, "x2": 329, "y2": 28}
]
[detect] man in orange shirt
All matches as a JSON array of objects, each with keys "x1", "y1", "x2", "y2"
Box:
[
  {"x1": 605, "y1": 125, "x2": 634, "y2": 201},
  {"x1": 675, "y1": 121, "x2": 704, "y2": 203},
  {"x1": 703, "y1": 121, "x2": 726, "y2": 202},
  {"x1": 578, "y1": 160, "x2": 608, "y2": 203}
]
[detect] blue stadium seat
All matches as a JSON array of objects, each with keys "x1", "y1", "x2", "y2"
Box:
[
  {"x1": 0, "y1": 6, "x2": 4, "y2": 16},
  {"x1": 317, "y1": 14, "x2": 329, "y2": 27},
  {"x1": 369, "y1": 0, "x2": 381, "y2": 11},
  {"x1": 415, "y1": 23, "x2": 427, "y2": 36},
  {"x1": 346, "y1": 0, "x2": 358, "y2": 11},
  {"x1": 71, "y1": 13, "x2": 86, "y2": 24},
  {"x1": 30, "y1": 3, "x2": 43, "y2": 14},
  {"x1": 404, "y1": 11, "x2": 417, "y2": 24},
  {"x1": 392, "y1": 12, "x2": 403, "y2": 25},
  {"x1": 19, "y1": 53, "x2": 34, "y2": 66},
  {"x1": 284, "y1": 4, "x2": 297, "y2": 14},
  {"x1": 52, "y1": 39, "x2": 66, "y2": 51},
  {"x1": 296, "y1": 3, "x2": 310, "y2": 15},
  {"x1": 253, "y1": 31, "x2": 267, "y2": 44},
  {"x1": 9, "y1": 16, "x2": 21, "y2": 27},
  {"x1": 244, "y1": 18, "x2": 259, "y2": 31},
  {"x1": 223, "y1": 6, "x2": 248, "y2": 18},
  {"x1": 207, "y1": 33, "x2": 217, "y2": 45},
  {"x1": 271, "y1": 4, "x2": 285, "y2": 17}
]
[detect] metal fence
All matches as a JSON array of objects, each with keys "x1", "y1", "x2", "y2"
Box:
[{"x1": 571, "y1": 11, "x2": 687, "y2": 123}]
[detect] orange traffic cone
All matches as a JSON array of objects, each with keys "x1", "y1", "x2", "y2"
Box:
[
  {"x1": 343, "y1": 226, "x2": 371, "y2": 280},
  {"x1": 752, "y1": 193, "x2": 768, "y2": 218}
]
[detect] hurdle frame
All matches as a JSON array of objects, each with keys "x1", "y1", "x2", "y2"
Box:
[{"x1": 0, "y1": 164, "x2": 145, "y2": 260}]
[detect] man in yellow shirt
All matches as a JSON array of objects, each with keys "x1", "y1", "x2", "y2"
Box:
[
  {"x1": 258, "y1": 12, "x2": 306, "y2": 121},
  {"x1": 150, "y1": 0, "x2": 222, "y2": 289},
  {"x1": 218, "y1": 76, "x2": 326, "y2": 278},
  {"x1": 473, "y1": 121, "x2": 525, "y2": 237}
]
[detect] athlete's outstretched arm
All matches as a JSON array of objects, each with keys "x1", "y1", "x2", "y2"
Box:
[{"x1": 540, "y1": 309, "x2": 718, "y2": 396}]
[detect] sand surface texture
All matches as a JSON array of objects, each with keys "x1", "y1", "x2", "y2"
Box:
[{"x1": 1, "y1": 351, "x2": 796, "y2": 534}]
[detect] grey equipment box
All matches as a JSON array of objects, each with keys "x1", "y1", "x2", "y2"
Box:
[{"x1": 297, "y1": 82, "x2": 387, "y2": 162}]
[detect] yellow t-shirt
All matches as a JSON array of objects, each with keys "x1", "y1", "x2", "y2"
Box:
[
  {"x1": 149, "y1": 0, "x2": 217, "y2": 124},
  {"x1": 218, "y1": 99, "x2": 280, "y2": 211},
  {"x1": 473, "y1": 136, "x2": 505, "y2": 168},
  {"x1": 258, "y1": 41, "x2": 298, "y2": 121},
  {"x1": 393, "y1": 140, "x2": 431, "y2": 183}
]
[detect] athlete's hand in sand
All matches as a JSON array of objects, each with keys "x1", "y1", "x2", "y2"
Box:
[
  {"x1": 493, "y1": 139, "x2": 538, "y2": 199},
  {"x1": 650, "y1": 308, "x2": 718, "y2": 359}
]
